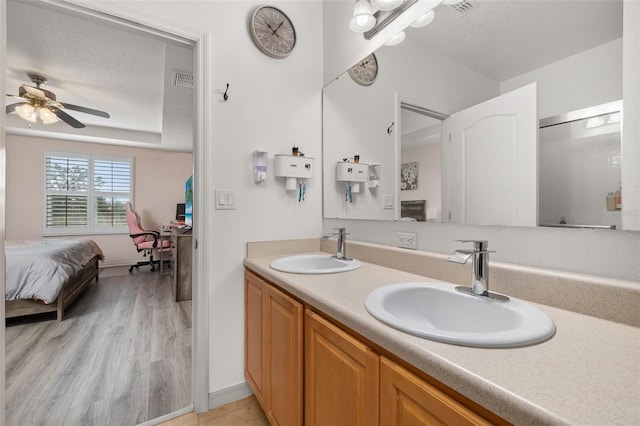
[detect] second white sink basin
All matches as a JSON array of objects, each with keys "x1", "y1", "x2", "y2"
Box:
[
  {"x1": 270, "y1": 254, "x2": 361, "y2": 274},
  {"x1": 365, "y1": 282, "x2": 555, "y2": 348}
]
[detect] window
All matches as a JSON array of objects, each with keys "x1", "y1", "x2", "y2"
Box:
[{"x1": 44, "y1": 151, "x2": 133, "y2": 235}]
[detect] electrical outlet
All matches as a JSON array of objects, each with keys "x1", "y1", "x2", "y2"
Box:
[{"x1": 396, "y1": 232, "x2": 417, "y2": 249}]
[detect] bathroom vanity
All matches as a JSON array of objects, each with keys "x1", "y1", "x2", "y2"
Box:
[{"x1": 244, "y1": 238, "x2": 639, "y2": 425}]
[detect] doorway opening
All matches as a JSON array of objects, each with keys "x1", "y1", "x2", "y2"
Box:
[{"x1": 3, "y1": 0, "x2": 207, "y2": 423}]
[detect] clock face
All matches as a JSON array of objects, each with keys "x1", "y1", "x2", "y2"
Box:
[
  {"x1": 348, "y1": 53, "x2": 378, "y2": 86},
  {"x1": 250, "y1": 6, "x2": 296, "y2": 59}
]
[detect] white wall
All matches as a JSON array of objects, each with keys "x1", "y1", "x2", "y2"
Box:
[
  {"x1": 500, "y1": 38, "x2": 622, "y2": 119},
  {"x1": 5, "y1": 134, "x2": 193, "y2": 267},
  {"x1": 161, "y1": 42, "x2": 194, "y2": 151}
]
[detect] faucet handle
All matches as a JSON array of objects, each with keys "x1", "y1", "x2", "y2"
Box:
[{"x1": 456, "y1": 239, "x2": 488, "y2": 250}]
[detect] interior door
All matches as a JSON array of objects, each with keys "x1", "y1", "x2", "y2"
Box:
[{"x1": 442, "y1": 83, "x2": 538, "y2": 226}]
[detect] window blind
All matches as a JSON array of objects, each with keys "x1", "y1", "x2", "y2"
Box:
[{"x1": 44, "y1": 152, "x2": 133, "y2": 234}]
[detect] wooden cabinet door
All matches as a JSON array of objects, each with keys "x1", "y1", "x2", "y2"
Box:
[
  {"x1": 266, "y1": 284, "x2": 303, "y2": 426},
  {"x1": 245, "y1": 271, "x2": 303, "y2": 425},
  {"x1": 380, "y1": 357, "x2": 491, "y2": 426},
  {"x1": 245, "y1": 271, "x2": 268, "y2": 408},
  {"x1": 305, "y1": 309, "x2": 379, "y2": 426}
]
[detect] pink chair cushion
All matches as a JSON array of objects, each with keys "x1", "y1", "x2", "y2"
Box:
[{"x1": 136, "y1": 239, "x2": 171, "y2": 250}]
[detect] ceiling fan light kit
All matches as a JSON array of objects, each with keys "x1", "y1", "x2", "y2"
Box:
[
  {"x1": 350, "y1": 0, "x2": 440, "y2": 47},
  {"x1": 6, "y1": 73, "x2": 110, "y2": 128}
]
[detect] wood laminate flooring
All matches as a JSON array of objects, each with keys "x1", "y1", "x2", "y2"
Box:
[{"x1": 5, "y1": 269, "x2": 192, "y2": 426}]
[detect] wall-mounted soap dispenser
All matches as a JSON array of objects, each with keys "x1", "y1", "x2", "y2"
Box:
[
  {"x1": 253, "y1": 150, "x2": 268, "y2": 183},
  {"x1": 274, "y1": 154, "x2": 314, "y2": 200}
]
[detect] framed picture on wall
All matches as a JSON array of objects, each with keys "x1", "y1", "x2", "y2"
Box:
[{"x1": 401, "y1": 161, "x2": 418, "y2": 191}]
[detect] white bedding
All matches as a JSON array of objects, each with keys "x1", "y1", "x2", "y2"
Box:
[{"x1": 6, "y1": 239, "x2": 104, "y2": 304}]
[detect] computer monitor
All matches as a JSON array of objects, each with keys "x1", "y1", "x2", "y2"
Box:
[
  {"x1": 176, "y1": 203, "x2": 186, "y2": 221},
  {"x1": 185, "y1": 175, "x2": 193, "y2": 226}
]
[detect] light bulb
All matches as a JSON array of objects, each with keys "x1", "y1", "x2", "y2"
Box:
[
  {"x1": 373, "y1": 0, "x2": 404, "y2": 11},
  {"x1": 350, "y1": 0, "x2": 376, "y2": 32},
  {"x1": 384, "y1": 30, "x2": 406, "y2": 46},
  {"x1": 410, "y1": 10, "x2": 435, "y2": 28},
  {"x1": 40, "y1": 107, "x2": 59, "y2": 124},
  {"x1": 15, "y1": 103, "x2": 37, "y2": 123}
]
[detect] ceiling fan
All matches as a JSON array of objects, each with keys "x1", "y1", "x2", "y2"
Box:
[{"x1": 5, "y1": 73, "x2": 110, "y2": 128}]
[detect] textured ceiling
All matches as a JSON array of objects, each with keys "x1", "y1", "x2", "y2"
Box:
[
  {"x1": 405, "y1": 0, "x2": 623, "y2": 81},
  {"x1": 5, "y1": 0, "x2": 193, "y2": 145}
]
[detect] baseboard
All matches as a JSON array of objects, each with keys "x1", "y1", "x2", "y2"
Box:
[
  {"x1": 139, "y1": 405, "x2": 194, "y2": 426},
  {"x1": 208, "y1": 382, "x2": 253, "y2": 411}
]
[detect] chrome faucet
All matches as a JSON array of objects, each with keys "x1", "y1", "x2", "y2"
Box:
[
  {"x1": 322, "y1": 227, "x2": 352, "y2": 261},
  {"x1": 448, "y1": 240, "x2": 509, "y2": 302}
]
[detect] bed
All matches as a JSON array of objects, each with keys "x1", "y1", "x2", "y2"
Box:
[{"x1": 5, "y1": 239, "x2": 104, "y2": 321}]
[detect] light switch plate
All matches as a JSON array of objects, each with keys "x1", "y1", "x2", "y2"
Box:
[
  {"x1": 215, "y1": 189, "x2": 236, "y2": 210},
  {"x1": 383, "y1": 195, "x2": 394, "y2": 209}
]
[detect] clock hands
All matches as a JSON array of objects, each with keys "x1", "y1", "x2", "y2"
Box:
[
  {"x1": 265, "y1": 20, "x2": 286, "y2": 37},
  {"x1": 271, "y1": 20, "x2": 286, "y2": 36}
]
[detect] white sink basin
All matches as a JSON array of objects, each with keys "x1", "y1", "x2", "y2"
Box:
[
  {"x1": 365, "y1": 282, "x2": 555, "y2": 348},
  {"x1": 270, "y1": 254, "x2": 361, "y2": 274}
]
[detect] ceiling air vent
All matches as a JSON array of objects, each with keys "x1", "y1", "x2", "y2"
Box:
[
  {"x1": 448, "y1": 0, "x2": 479, "y2": 16},
  {"x1": 173, "y1": 70, "x2": 194, "y2": 89}
]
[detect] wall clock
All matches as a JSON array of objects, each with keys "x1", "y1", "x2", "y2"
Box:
[
  {"x1": 348, "y1": 53, "x2": 378, "y2": 86},
  {"x1": 250, "y1": 6, "x2": 296, "y2": 59}
]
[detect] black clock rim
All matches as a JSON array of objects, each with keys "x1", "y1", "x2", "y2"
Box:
[{"x1": 250, "y1": 6, "x2": 297, "y2": 59}]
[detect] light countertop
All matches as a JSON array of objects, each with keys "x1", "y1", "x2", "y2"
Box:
[{"x1": 244, "y1": 250, "x2": 640, "y2": 425}]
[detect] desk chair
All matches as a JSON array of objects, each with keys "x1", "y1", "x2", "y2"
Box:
[{"x1": 126, "y1": 202, "x2": 171, "y2": 273}]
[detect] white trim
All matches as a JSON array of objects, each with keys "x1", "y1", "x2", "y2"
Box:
[
  {"x1": 0, "y1": 1, "x2": 7, "y2": 424},
  {"x1": 208, "y1": 383, "x2": 254, "y2": 411},
  {"x1": 191, "y1": 30, "x2": 211, "y2": 414},
  {"x1": 136, "y1": 405, "x2": 194, "y2": 426}
]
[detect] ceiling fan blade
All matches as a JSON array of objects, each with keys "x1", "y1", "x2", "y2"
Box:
[
  {"x1": 52, "y1": 108, "x2": 85, "y2": 128},
  {"x1": 6, "y1": 102, "x2": 28, "y2": 114},
  {"x1": 6, "y1": 93, "x2": 27, "y2": 100},
  {"x1": 60, "y1": 102, "x2": 110, "y2": 118}
]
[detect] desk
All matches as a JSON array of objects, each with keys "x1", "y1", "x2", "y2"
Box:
[
  {"x1": 159, "y1": 231, "x2": 171, "y2": 276},
  {"x1": 169, "y1": 229, "x2": 192, "y2": 301}
]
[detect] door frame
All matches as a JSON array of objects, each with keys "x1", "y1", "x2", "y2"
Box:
[{"x1": 0, "y1": 0, "x2": 211, "y2": 418}]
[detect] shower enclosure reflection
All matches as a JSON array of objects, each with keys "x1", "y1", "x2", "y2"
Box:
[{"x1": 539, "y1": 101, "x2": 622, "y2": 230}]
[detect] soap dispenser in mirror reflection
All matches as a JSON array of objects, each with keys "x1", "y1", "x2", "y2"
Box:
[{"x1": 615, "y1": 186, "x2": 622, "y2": 210}]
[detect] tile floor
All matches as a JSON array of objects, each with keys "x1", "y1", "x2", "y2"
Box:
[{"x1": 158, "y1": 396, "x2": 269, "y2": 426}]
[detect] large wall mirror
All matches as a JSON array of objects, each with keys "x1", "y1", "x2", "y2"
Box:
[{"x1": 322, "y1": 0, "x2": 629, "y2": 228}]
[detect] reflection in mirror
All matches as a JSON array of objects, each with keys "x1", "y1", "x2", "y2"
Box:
[
  {"x1": 539, "y1": 101, "x2": 622, "y2": 230},
  {"x1": 399, "y1": 103, "x2": 446, "y2": 222},
  {"x1": 323, "y1": 0, "x2": 627, "y2": 228}
]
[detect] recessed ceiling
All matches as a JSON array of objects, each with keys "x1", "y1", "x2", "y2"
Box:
[
  {"x1": 405, "y1": 0, "x2": 623, "y2": 81},
  {"x1": 5, "y1": 0, "x2": 194, "y2": 149}
]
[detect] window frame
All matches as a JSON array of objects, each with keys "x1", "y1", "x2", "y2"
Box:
[{"x1": 42, "y1": 150, "x2": 134, "y2": 236}]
